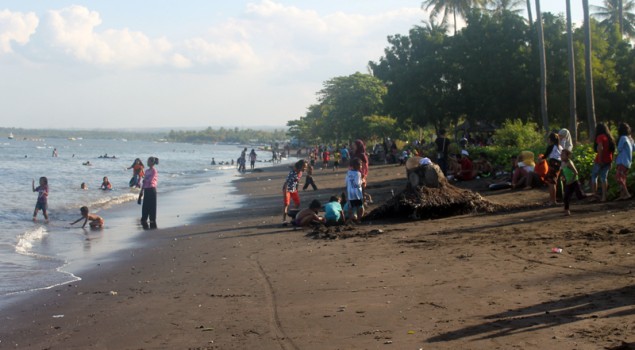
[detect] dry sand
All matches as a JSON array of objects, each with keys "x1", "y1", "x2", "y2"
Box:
[{"x1": 0, "y1": 163, "x2": 633, "y2": 350}]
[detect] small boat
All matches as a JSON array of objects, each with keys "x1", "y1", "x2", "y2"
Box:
[{"x1": 8, "y1": 132, "x2": 14, "y2": 139}]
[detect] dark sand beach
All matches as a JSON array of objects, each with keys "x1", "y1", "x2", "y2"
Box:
[{"x1": 1, "y1": 163, "x2": 633, "y2": 349}]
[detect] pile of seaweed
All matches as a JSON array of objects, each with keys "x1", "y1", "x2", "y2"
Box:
[{"x1": 365, "y1": 162, "x2": 505, "y2": 221}]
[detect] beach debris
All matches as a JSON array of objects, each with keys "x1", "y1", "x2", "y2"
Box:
[
  {"x1": 365, "y1": 160, "x2": 502, "y2": 221},
  {"x1": 305, "y1": 224, "x2": 385, "y2": 240},
  {"x1": 109, "y1": 290, "x2": 118, "y2": 296},
  {"x1": 52, "y1": 314, "x2": 64, "y2": 318}
]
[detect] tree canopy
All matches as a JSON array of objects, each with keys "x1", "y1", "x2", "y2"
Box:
[{"x1": 287, "y1": 6, "x2": 635, "y2": 145}]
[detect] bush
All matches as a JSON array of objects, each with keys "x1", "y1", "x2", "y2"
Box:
[{"x1": 493, "y1": 119, "x2": 544, "y2": 149}]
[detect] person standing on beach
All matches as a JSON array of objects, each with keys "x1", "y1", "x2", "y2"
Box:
[
  {"x1": 435, "y1": 129, "x2": 451, "y2": 176},
  {"x1": 545, "y1": 132, "x2": 563, "y2": 206},
  {"x1": 615, "y1": 122, "x2": 633, "y2": 200},
  {"x1": 282, "y1": 159, "x2": 307, "y2": 226},
  {"x1": 32, "y1": 176, "x2": 49, "y2": 223},
  {"x1": 138, "y1": 156, "x2": 159, "y2": 229},
  {"x1": 560, "y1": 149, "x2": 587, "y2": 216},
  {"x1": 302, "y1": 162, "x2": 318, "y2": 191},
  {"x1": 590, "y1": 123, "x2": 616, "y2": 202},
  {"x1": 249, "y1": 149, "x2": 257, "y2": 170},
  {"x1": 346, "y1": 158, "x2": 364, "y2": 223}
]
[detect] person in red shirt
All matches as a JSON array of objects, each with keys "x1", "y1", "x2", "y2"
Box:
[
  {"x1": 456, "y1": 150, "x2": 477, "y2": 181},
  {"x1": 590, "y1": 123, "x2": 616, "y2": 202}
]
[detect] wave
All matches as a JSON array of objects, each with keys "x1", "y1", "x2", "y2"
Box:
[{"x1": 15, "y1": 225, "x2": 49, "y2": 256}]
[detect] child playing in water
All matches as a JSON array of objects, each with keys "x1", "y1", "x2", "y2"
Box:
[
  {"x1": 560, "y1": 149, "x2": 587, "y2": 216},
  {"x1": 32, "y1": 177, "x2": 49, "y2": 223},
  {"x1": 101, "y1": 176, "x2": 113, "y2": 190},
  {"x1": 70, "y1": 206, "x2": 104, "y2": 229}
]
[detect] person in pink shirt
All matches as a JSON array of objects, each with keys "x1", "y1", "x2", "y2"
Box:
[{"x1": 138, "y1": 156, "x2": 159, "y2": 229}]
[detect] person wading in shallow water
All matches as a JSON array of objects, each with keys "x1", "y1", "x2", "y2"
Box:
[{"x1": 138, "y1": 156, "x2": 159, "y2": 229}]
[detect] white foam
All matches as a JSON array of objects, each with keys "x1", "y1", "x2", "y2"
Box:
[{"x1": 15, "y1": 226, "x2": 48, "y2": 255}]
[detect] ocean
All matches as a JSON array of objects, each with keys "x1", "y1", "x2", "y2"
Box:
[{"x1": 0, "y1": 137, "x2": 285, "y2": 305}]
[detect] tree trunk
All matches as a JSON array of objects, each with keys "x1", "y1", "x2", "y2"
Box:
[
  {"x1": 566, "y1": 0, "x2": 578, "y2": 143},
  {"x1": 583, "y1": 0, "x2": 597, "y2": 138},
  {"x1": 619, "y1": 0, "x2": 624, "y2": 37},
  {"x1": 535, "y1": 0, "x2": 549, "y2": 133},
  {"x1": 526, "y1": 0, "x2": 534, "y2": 27}
]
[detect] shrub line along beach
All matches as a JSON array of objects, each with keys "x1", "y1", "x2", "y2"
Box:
[{"x1": 1, "y1": 162, "x2": 634, "y2": 349}]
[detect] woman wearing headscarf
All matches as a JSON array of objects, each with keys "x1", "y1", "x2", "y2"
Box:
[{"x1": 558, "y1": 128, "x2": 573, "y2": 152}]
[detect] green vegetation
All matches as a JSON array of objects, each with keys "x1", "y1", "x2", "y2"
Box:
[
  {"x1": 166, "y1": 127, "x2": 288, "y2": 144},
  {"x1": 287, "y1": 2, "x2": 635, "y2": 149}
]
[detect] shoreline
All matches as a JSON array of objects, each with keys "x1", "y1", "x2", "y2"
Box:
[{"x1": 1, "y1": 163, "x2": 633, "y2": 349}]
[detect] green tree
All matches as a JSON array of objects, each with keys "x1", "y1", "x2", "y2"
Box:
[
  {"x1": 592, "y1": 0, "x2": 635, "y2": 38},
  {"x1": 488, "y1": 0, "x2": 525, "y2": 15},
  {"x1": 318, "y1": 73, "x2": 387, "y2": 142},
  {"x1": 421, "y1": 0, "x2": 488, "y2": 34}
]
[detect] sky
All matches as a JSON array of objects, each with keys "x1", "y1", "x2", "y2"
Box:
[{"x1": 0, "y1": 0, "x2": 604, "y2": 130}]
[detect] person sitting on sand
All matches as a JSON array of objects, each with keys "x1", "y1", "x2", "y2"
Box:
[
  {"x1": 324, "y1": 195, "x2": 345, "y2": 226},
  {"x1": 511, "y1": 151, "x2": 535, "y2": 189},
  {"x1": 455, "y1": 150, "x2": 477, "y2": 181},
  {"x1": 70, "y1": 206, "x2": 104, "y2": 229},
  {"x1": 473, "y1": 152, "x2": 493, "y2": 177},
  {"x1": 292, "y1": 199, "x2": 325, "y2": 227}
]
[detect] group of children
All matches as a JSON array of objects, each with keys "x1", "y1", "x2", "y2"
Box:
[
  {"x1": 508, "y1": 123, "x2": 633, "y2": 215},
  {"x1": 282, "y1": 143, "x2": 367, "y2": 227},
  {"x1": 31, "y1": 156, "x2": 160, "y2": 230}
]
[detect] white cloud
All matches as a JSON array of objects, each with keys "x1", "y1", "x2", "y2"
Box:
[
  {"x1": 43, "y1": 5, "x2": 174, "y2": 68},
  {"x1": 0, "y1": 9, "x2": 38, "y2": 54}
]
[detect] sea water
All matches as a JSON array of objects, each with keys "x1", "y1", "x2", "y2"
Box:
[{"x1": 0, "y1": 137, "x2": 284, "y2": 304}]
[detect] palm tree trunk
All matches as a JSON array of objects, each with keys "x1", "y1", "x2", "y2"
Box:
[
  {"x1": 566, "y1": 0, "x2": 578, "y2": 142},
  {"x1": 526, "y1": 0, "x2": 534, "y2": 26},
  {"x1": 453, "y1": 8, "x2": 458, "y2": 35},
  {"x1": 583, "y1": 0, "x2": 597, "y2": 138},
  {"x1": 619, "y1": 0, "x2": 624, "y2": 37},
  {"x1": 535, "y1": 0, "x2": 549, "y2": 132}
]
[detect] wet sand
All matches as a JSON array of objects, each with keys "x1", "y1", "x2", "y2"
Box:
[{"x1": 1, "y1": 163, "x2": 633, "y2": 349}]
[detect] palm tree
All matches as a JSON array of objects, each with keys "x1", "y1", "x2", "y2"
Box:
[
  {"x1": 592, "y1": 0, "x2": 635, "y2": 38},
  {"x1": 421, "y1": 0, "x2": 489, "y2": 35},
  {"x1": 583, "y1": 0, "x2": 597, "y2": 138},
  {"x1": 534, "y1": 0, "x2": 549, "y2": 132},
  {"x1": 488, "y1": 0, "x2": 525, "y2": 15},
  {"x1": 566, "y1": 0, "x2": 578, "y2": 142},
  {"x1": 526, "y1": 0, "x2": 534, "y2": 26}
]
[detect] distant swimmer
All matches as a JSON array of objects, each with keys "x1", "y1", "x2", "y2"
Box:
[
  {"x1": 70, "y1": 206, "x2": 104, "y2": 229},
  {"x1": 83, "y1": 161, "x2": 92, "y2": 166},
  {"x1": 211, "y1": 158, "x2": 216, "y2": 165},
  {"x1": 52, "y1": 148, "x2": 58, "y2": 157},
  {"x1": 81, "y1": 182, "x2": 88, "y2": 190}
]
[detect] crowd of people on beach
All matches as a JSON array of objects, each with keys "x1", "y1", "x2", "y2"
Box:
[
  {"x1": 282, "y1": 121, "x2": 634, "y2": 225},
  {"x1": 31, "y1": 155, "x2": 160, "y2": 230}
]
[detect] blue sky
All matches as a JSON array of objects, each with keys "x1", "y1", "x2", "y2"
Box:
[{"x1": 0, "y1": 1, "x2": 603, "y2": 129}]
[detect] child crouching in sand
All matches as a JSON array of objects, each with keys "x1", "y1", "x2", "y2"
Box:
[
  {"x1": 560, "y1": 149, "x2": 588, "y2": 216},
  {"x1": 292, "y1": 199, "x2": 325, "y2": 227},
  {"x1": 70, "y1": 206, "x2": 104, "y2": 229},
  {"x1": 324, "y1": 195, "x2": 345, "y2": 226}
]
